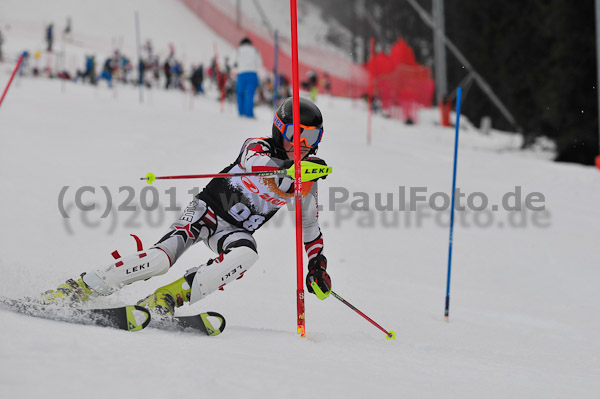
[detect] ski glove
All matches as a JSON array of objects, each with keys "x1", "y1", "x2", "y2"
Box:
[
  {"x1": 279, "y1": 159, "x2": 295, "y2": 170},
  {"x1": 306, "y1": 253, "x2": 331, "y2": 300}
]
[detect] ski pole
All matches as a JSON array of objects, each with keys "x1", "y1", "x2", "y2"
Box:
[
  {"x1": 141, "y1": 161, "x2": 332, "y2": 184},
  {"x1": 0, "y1": 52, "x2": 25, "y2": 109},
  {"x1": 141, "y1": 169, "x2": 288, "y2": 183},
  {"x1": 330, "y1": 290, "x2": 395, "y2": 340}
]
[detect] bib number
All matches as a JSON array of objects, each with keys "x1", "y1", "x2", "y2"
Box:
[{"x1": 228, "y1": 203, "x2": 265, "y2": 231}]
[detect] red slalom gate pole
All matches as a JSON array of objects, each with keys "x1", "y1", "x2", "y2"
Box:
[
  {"x1": 0, "y1": 53, "x2": 25, "y2": 109},
  {"x1": 331, "y1": 291, "x2": 396, "y2": 340},
  {"x1": 289, "y1": 0, "x2": 305, "y2": 338},
  {"x1": 367, "y1": 38, "x2": 374, "y2": 145}
]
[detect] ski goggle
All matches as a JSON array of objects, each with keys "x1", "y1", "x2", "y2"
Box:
[{"x1": 274, "y1": 114, "x2": 323, "y2": 148}]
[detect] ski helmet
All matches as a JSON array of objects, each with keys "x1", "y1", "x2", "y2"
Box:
[{"x1": 271, "y1": 97, "x2": 324, "y2": 157}]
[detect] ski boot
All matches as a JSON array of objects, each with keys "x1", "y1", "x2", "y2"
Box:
[
  {"x1": 137, "y1": 276, "x2": 192, "y2": 315},
  {"x1": 40, "y1": 273, "x2": 97, "y2": 305}
]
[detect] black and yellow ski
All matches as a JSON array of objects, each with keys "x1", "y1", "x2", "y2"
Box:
[
  {"x1": 150, "y1": 311, "x2": 226, "y2": 336},
  {"x1": 0, "y1": 296, "x2": 151, "y2": 332}
]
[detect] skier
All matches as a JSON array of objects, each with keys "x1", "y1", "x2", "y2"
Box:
[{"x1": 41, "y1": 97, "x2": 332, "y2": 315}]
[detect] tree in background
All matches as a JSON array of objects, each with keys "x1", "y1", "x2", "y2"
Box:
[
  {"x1": 445, "y1": 0, "x2": 598, "y2": 165},
  {"x1": 310, "y1": 0, "x2": 599, "y2": 165}
]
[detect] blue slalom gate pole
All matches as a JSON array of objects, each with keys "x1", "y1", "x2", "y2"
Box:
[
  {"x1": 445, "y1": 86, "x2": 462, "y2": 322},
  {"x1": 273, "y1": 29, "x2": 279, "y2": 112}
]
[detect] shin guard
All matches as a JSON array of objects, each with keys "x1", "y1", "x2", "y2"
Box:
[
  {"x1": 187, "y1": 246, "x2": 258, "y2": 304},
  {"x1": 83, "y1": 248, "x2": 171, "y2": 295}
]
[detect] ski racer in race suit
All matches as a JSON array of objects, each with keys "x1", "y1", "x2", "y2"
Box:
[{"x1": 41, "y1": 97, "x2": 332, "y2": 315}]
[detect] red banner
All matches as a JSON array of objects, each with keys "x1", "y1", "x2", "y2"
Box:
[
  {"x1": 182, "y1": 0, "x2": 434, "y2": 120},
  {"x1": 182, "y1": 0, "x2": 367, "y2": 98}
]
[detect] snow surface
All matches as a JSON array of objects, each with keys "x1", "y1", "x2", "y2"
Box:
[{"x1": 1, "y1": 1, "x2": 599, "y2": 398}]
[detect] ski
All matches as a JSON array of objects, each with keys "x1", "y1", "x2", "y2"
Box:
[
  {"x1": 0, "y1": 296, "x2": 151, "y2": 332},
  {"x1": 149, "y1": 311, "x2": 226, "y2": 336}
]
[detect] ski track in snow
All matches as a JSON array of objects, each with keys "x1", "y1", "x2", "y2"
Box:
[{"x1": 0, "y1": 1, "x2": 599, "y2": 398}]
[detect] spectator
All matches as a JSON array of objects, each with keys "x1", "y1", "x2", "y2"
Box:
[
  {"x1": 0, "y1": 28, "x2": 4, "y2": 62},
  {"x1": 75, "y1": 55, "x2": 96, "y2": 84},
  {"x1": 118, "y1": 53, "x2": 132, "y2": 83},
  {"x1": 46, "y1": 23, "x2": 54, "y2": 52},
  {"x1": 163, "y1": 55, "x2": 173, "y2": 89},
  {"x1": 190, "y1": 64, "x2": 204, "y2": 94},
  {"x1": 143, "y1": 40, "x2": 153, "y2": 59},
  {"x1": 97, "y1": 56, "x2": 116, "y2": 88},
  {"x1": 323, "y1": 72, "x2": 331, "y2": 95},
  {"x1": 172, "y1": 60, "x2": 184, "y2": 90},
  {"x1": 234, "y1": 37, "x2": 263, "y2": 118},
  {"x1": 278, "y1": 74, "x2": 291, "y2": 101},
  {"x1": 302, "y1": 70, "x2": 319, "y2": 101},
  {"x1": 63, "y1": 17, "x2": 72, "y2": 41},
  {"x1": 258, "y1": 77, "x2": 273, "y2": 105},
  {"x1": 137, "y1": 58, "x2": 145, "y2": 87}
]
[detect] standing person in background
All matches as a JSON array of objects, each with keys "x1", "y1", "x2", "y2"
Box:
[
  {"x1": 75, "y1": 55, "x2": 96, "y2": 85},
  {"x1": 0, "y1": 28, "x2": 4, "y2": 62},
  {"x1": 63, "y1": 17, "x2": 72, "y2": 41},
  {"x1": 234, "y1": 37, "x2": 263, "y2": 118},
  {"x1": 97, "y1": 55, "x2": 116, "y2": 88},
  {"x1": 190, "y1": 64, "x2": 204, "y2": 94},
  {"x1": 278, "y1": 74, "x2": 291, "y2": 103},
  {"x1": 302, "y1": 70, "x2": 319, "y2": 102},
  {"x1": 163, "y1": 55, "x2": 173, "y2": 89},
  {"x1": 45, "y1": 23, "x2": 54, "y2": 52},
  {"x1": 323, "y1": 73, "x2": 331, "y2": 95}
]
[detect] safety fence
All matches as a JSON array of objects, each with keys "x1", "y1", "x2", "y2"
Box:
[
  {"x1": 182, "y1": 0, "x2": 434, "y2": 120},
  {"x1": 366, "y1": 39, "x2": 435, "y2": 122}
]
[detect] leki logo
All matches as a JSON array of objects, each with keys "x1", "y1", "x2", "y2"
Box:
[
  {"x1": 241, "y1": 176, "x2": 260, "y2": 193},
  {"x1": 303, "y1": 167, "x2": 331, "y2": 174},
  {"x1": 221, "y1": 265, "x2": 243, "y2": 281},
  {"x1": 125, "y1": 262, "x2": 149, "y2": 275}
]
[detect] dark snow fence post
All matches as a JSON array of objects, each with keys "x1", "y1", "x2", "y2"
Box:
[
  {"x1": 289, "y1": 0, "x2": 305, "y2": 338},
  {"x1": 595, "y1": 0, "x2": 600, "y2": 169},
  {"x1": 135, "y1": 11, "x2": 143, "y2": 104},
  {"x1": 444, "y1": 86, "x2": 462, "y2": 322},
  {"x1": 0, "y1": 52, "x2": 25, "y2": 109},
  {"x1": 273, "y1": 29, "x2": 279, "y2": 112},
  {"x1": 367, "y1": 37, "x2": 375, "y2": 146}
]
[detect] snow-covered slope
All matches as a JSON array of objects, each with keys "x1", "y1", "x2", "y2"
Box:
[
  {"x1": 0, "y1": 0, "x2": 235, "y2": 72},
  {"x1": 1, "y1": 2, "x2": 599, "y2": 398}
]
